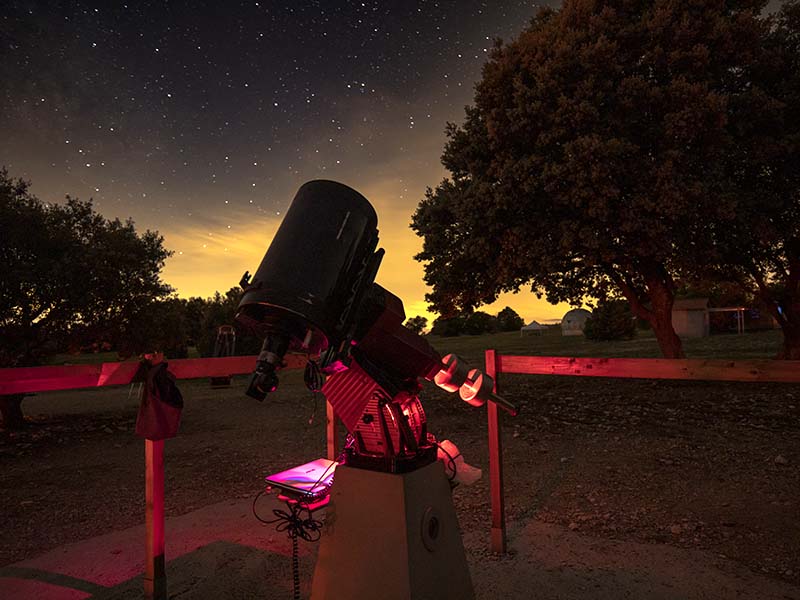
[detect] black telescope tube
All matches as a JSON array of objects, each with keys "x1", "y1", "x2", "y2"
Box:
[{"x1": 236, "y1": 180, "x2": 380, "y2": 356}]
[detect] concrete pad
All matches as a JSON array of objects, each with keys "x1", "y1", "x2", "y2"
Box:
[{"x1": 1, "y1": 493, "x2": 313, "y2": 600}]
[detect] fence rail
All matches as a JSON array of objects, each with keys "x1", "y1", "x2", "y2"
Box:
[
  {"x1": 496, "y1": 355, "x2": 800, "y2": 383},
  {"x1": 0, "y1": 354, "x2": 309, "y2": 395},
  {"x1": 4, "y1": 352, "x2": 798, "y2": 580},
  {"x1": 484, "y1": 351, "x2": 800, "y2": 554}
]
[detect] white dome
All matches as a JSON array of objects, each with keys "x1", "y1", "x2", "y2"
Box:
[{"x1": 561, "y1": 308, "x2": 592, "y2": 333}]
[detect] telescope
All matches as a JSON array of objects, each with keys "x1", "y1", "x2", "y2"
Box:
[
  {"x1": 236, "y1": 179, "x2": 517, "y2": 473},
  {"x1": 236, "y1": 180, "x2": 518, "y2": 600}
]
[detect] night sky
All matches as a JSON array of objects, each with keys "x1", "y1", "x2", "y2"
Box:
[{"x1": 3, "y1": 1, "x2": 780, "y2": 322}]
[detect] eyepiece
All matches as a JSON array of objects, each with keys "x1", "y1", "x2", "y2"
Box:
[{"x1": 245, "y1": 334, "x2": 289, "y2": 401}]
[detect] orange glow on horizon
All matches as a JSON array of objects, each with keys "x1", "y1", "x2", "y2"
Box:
[
  {"x1": 159, "y1": 191, "x2": 573, "y2": 326},
  {"x1": 21, "y1": 78, "x2": 575, "y2": 327}
]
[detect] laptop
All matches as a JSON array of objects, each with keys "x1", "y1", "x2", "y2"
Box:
[{"x1": 265, "y1": 458, "x2": 336, "y2": 499}]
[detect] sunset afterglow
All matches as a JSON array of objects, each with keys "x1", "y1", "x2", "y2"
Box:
[{"x1": 1, "y1": 2, "x2": 573, "y2": 325}]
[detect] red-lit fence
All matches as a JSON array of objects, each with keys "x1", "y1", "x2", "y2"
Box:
[
  {"x1": 0, "y1": 354, "x2": 321, "y2": 600},
  {"x1": 3, "y1": 353, "x2": 799, "y2": 593},
  {"x1": 0, "y1": 355, "x2": 309, "y2": 395},
  {"x1": 482, "y1": 351, "x2": 800, "y2": 553}
]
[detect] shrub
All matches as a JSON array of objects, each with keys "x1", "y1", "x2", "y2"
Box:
[
  {"x1": 404, "y1": 316, "x2": 428, "y2": 334},
  {"x1": 430, "y1": 316, "x2": 466, "y2": 336},
  {"x1": 496, "y1": 306, "x2": 524, "y2": 331},
  {"x1": 583, "y1": 300, "x2": 636, "y2": 341},
  {"x1": 464, "y1": 311, "x2": 498, "y2": 335}
]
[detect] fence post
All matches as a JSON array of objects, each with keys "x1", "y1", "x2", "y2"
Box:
[
  {"x1": 485, "y1": 349, "x2": 507, "y2": 554},
  {"x1": 145, "y1": 439, "x2": 166, "y2": 600},
  {"x1": 326, "y1": 400, "x2": 338, "y2": 461}
]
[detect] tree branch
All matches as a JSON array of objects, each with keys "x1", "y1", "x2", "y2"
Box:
[{"x1": 608, "y1": 268, "x2": 653, "y2": 321}]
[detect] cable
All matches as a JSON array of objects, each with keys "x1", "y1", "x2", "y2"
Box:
[
  {"x1": 307, "y1": 391, "x2": 319, "y2": 425},
  {"x1": 253, "y1": 491, "x2": 324, "y2": 600},
  {"x1": 303, "y1": 359, "x2": 324, "y2": 392},
  {"x1": 434, "y1": 441, "x2": 459, "y2": 483},
  {"x1": 252, "y1": 491, "x2": 324, "y2": 541},
  {"x1": 303, "y1": 359, "x2": 325, "y2": 426},
  {"x1": 291, "y1": 533, "x2": 300, "y2": 600},
  {"x1": 251, "y1": 446, "x2": 344, "y2": 598},
  {"x1": 300, "y1": 454, "x2": 339, "y2": 501}
]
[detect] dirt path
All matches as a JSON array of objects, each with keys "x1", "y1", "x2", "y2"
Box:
[{"x1": 470, "y1": 521, "x2": 800, "y2": 600}]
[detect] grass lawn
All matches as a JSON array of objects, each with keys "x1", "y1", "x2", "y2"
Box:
[
  {"x1": 43, "y1": 328, "x2": 785, "y2": 369},
  {"x1": 425, "y1": 328, "x2": 784, "y2": 366}
]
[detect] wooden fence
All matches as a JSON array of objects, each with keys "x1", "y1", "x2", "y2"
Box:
[
  {"x1": 0, "y1": 354, "x2": 324, "y2": 600},
  {"x1": 3, "y1": 352, "x2": 798, "y2": 593},
  {"x1": 482, "y1": 351, "x2": 800, "y2": 553},
  {"x1": 0, "y1": 355, "x2": 307, "y2": 395}
]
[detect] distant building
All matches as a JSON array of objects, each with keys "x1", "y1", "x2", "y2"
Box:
[
  {"x1": 520, "y1": 320, "x2": 545, "y2": 336},
  {"x1": 671, "y1": 298, "x2": 710, "y2": 338},
  {"x1": 561, "y1": 308, "x2": 592, "y2": 336}
]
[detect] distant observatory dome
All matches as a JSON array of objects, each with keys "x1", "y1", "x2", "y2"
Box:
[{"x1": 561, "y1": 308, "x2": 592, "y2": 336}]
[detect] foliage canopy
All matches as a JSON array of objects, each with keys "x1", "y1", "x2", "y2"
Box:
[
  {"x1": 412, "y1": 0, "x2": 786, "y2": 358},
  {"x1": 706, "y1": 1, "x2": 800, "y2": 358},
  {"x1": 0, "y1": 168, "x2": 173, "y2": 368},
  {"x1": 583, "y1": 299, "x2": 636, "y2": 341},
  {"x1": 404, "y1": 315, "x2": 429, "y2": 334}
]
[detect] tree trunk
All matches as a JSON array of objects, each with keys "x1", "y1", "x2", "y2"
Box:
[
  {"x1": 616, "y1": 265, "x2": 686, "y2": 358},
  {"x1": 645, "y1": 268, "x2": 686, "y2": 358},
  {"x1": 650, "y1": 314, "x2": 685, "y2": 358},
  {"x1": 757, "y1": 294, "x2": 800, "y2": 360},
  {"x1": 611, "y1": 265, "x2": 684, "y2": 358},
  {"x1": 776, "y1": 313, "x2": 800, "y2": 360},
  {"x1": 0, "y1": 394, "x2": 26, "y2": 430}
]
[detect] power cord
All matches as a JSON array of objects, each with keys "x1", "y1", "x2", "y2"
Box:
[
  {"x1": 303, "y1": 359, "x2": 324, "y2": 392},
  {"x1": 304, "y1": 359, "x2": 325, "y2": 426},
  {"x1": 434, "y1": 441, "x2": 459, "y2": 483},
  {"x1": 253, "y1": 491, "x2": 324, "y2": 600},
  {"x1": 252, "y1": 449, "x2": 342, "y2": 600}
]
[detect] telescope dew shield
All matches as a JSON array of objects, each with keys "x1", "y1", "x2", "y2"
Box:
[{"x1": 236, "y1": 180, "x2": 381, "y2": 355}]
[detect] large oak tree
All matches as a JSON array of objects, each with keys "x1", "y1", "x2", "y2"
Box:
[
  {"x1": 711, "y1": 1, "x2": 800, "y2": 358},
  {"x1": 0, "y1": 169, "x2": 173, "y2": 427},
  {"x1": 412, "y1": 0, "x2": 772, "y2": 358}
]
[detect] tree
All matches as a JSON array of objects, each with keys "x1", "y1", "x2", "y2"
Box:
[
  {"x1": 463, "y1": 310, "x2": 497, "y2": 335},
  {"x1": 118, "y1": 297, "x2": 190, "y2": 360},
  {"x1": 430, "y1": 315, "x2": 466, "y2": 337},
  {"x1": 705, "y1": 1, "x2": 800, "y2": 358},
  {"x1": 0, "y1": 169, "x2": 172, "y2": 427},
  {"x1": 194, "y1": 288, "x2": 261, "y2": 358},
  {"x1": 404, "y1": 315, "x2": 428, "y2": 334},
  {"x1": 496, "y1": 306, "x2": 524, "y2": 332},
  {"x1": 412, "y1": 0, "x2": 771, "y2": 358},
  {"x1": 676, "y1": 279, "x2": 753, "y2": 310},
  {"x1": 583, "y1": 299, "x2": 636, "y2": 341}
]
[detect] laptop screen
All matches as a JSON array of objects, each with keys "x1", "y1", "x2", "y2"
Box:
[{"x1": 265, "y1": 458, "x2": 336, "y2": 498}]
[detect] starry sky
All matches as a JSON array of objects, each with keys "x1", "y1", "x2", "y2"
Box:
[{"x1": 5, "y1": 1, "x2": 778, "y2": 324}]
